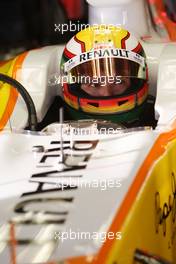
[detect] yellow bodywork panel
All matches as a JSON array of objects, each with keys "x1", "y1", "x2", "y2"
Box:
[
  {"x1": 0, "y1": 59, "x2": 16, "y2": 121},
  {"x1": 102, "y1": 137, "x2": 176, "y2": 263},
  {"x1": 0, "y1": 52, "x2": 28, "y2": 130}
]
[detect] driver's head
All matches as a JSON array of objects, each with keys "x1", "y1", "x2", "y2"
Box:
[
  {"x1": 81, "y1": 77, "x2": 130, "y2": 97},
  {"x1": 80, "y1": 58, "x2": 131, "y2": 96},
  {"x1": 61, "y1": 25, "x2": 148, "y2": 123}
]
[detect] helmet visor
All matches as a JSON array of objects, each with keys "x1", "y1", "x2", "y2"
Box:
[
  {"x1": 63, "y1": 49, "x2": 146, "y2": 97},
  {"x1": 64, "y1": 48, "x2": 146, "y2": 78}
]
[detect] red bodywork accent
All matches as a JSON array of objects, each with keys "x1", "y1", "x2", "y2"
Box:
[{"x1": 60, "y1": 0, "x2": 83, "y2": 20}]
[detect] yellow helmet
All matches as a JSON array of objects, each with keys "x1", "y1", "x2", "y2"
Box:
[{"x1": 60, "y1": 25, "x2": 148, "y2": 123}]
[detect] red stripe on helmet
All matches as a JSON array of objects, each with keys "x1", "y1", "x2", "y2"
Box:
[
  {"x1": 121, "y1": 31, "x2": 130, "y2": 49},
  {"x1": 74, "y1": 35, "x2": 86, "y2": 53},
  {"x1": 80, "y1": 95, "x2": 134, "y2": 107},
  {"x1": 132, "y1": 42, "x2": 142, "y2": 53},
  {"x1": 64, "y1": 48, "x2": 76, "y2": 59}
]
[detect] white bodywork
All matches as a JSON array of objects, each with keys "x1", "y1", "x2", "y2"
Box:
[
  {"x1": 0, "y1": 128, "x2": 158, "y2": 263},
  {"x1": 8, "y1": 40, "x2": 176, "y2": 130},
  {"x1": 7, "y1": 45, "x2": 64, "y2": 129},
  {"x1": 1, "y1": 0, "x2": 176, "y2": 262},
  {"x1": 155, "y1": 43, "x2": 176, "y2": 127},
  {"x1": 87, "y1": 0, "x2": 149, "y2": 37}
]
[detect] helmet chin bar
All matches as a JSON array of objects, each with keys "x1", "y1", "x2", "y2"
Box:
[{"x1": 86, "y1": 0, "x2": 149, "y2": 37}]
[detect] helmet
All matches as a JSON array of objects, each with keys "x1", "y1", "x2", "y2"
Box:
[{"x1": 60, "y1": 25, "x2": 148, "y2": 123}]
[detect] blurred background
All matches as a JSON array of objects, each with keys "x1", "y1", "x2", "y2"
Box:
[
  {"x1": 0, "y1": 0, "x2": 176, "y2": 60},
  {"x1": 0, "y1": 0, "x2": 88, "y2": 60}
]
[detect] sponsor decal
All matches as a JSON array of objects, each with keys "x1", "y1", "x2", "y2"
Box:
[{"x1": 64, "y1": 48, "x2": 145, "y2": 72}]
